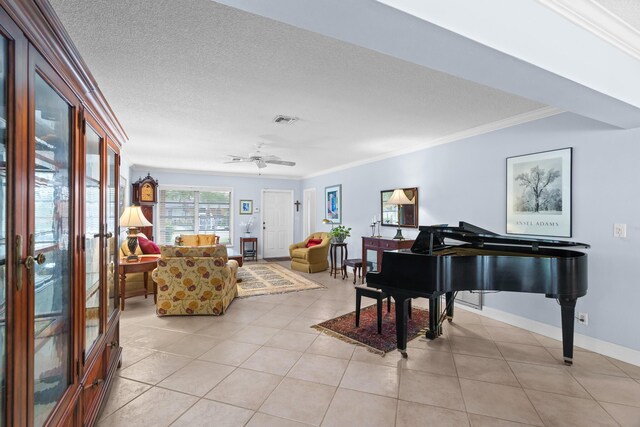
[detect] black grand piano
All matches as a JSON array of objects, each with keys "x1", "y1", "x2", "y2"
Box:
[{"x1": 366, "y1": 222, "x2": 589, "y2": 365}]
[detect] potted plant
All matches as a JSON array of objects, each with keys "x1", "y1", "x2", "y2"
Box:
[
  {"x1": 329, "y1": 225, "x2": 352, "y2": 243},
  {"x1": 241, "y1": 216, "x2": 255, "y2": 236}
]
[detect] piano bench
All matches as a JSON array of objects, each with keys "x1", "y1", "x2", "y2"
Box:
[{"x1": 355, "y1": 286, "x2": 393, "y2": 334}]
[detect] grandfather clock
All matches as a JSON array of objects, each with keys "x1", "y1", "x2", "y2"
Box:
[{"x1": 132, "y1": 173, "x2": 158, "y2": 240}]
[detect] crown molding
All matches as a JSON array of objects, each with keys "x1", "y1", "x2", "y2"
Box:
[
  {"x1": 538, "y1": 0, "x2": 640, "y2": 61},
  {"x1": 128, "y1": 164, "x2": 303, "y2": 181},
  {"x1": 302, "y1": 106, "x2": 562, "y2": 180}
]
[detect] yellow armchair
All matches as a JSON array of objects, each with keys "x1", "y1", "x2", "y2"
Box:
[
  {"x1": 289, "y1": 232, "x2": 331, "y2": 273},
  {"x1": 176, "y1": 234, "x2": 220, "y2": 246},
  {"x1": 151, "y1": 245, "x2": 238, "y2": 316}
]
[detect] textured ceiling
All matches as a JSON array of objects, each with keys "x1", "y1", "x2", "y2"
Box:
[
  {"x1": 49, "y1": 0, "x2": 546, "y2": 178},
  {"x1": 595, "y1": 0, "x2": 640, "y2": 31}
]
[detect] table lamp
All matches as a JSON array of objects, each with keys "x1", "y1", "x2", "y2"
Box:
[
  {"x1": 120, "y1": 205, "x2": 152, "y2": 261},
  {"x1": 322, "y1": 218, "x2": 335, "y2": 230},
  {"x1": 386, "y1": 188, "x2": 414, "y2": 240}
]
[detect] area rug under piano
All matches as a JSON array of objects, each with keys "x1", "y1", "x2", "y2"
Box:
[{"x1": 313, "y1": 303, "x2": 429, "y2": 354}]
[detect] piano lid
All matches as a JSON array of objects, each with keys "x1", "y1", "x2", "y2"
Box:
[{"x1": 417, "y1": 222, "x2": 590, "y2": 249}]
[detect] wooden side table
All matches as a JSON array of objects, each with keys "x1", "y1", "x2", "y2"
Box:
[
  {"x1": 240, "y1": 237, "x2": 258, "y2": 261},
  {"x1": 329, "y1": 242, "x2": 348, "y2": 279},
  {"x1": 118, "y1": 255, "x2": 160, "y2": 310},
  {"x1": 361, "y1": 237, "x2": 414, "y2": 283}
]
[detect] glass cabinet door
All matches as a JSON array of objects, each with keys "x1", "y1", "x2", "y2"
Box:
[
  {"x1": 107, "y1": 147, "x2": 117, "y2": 316},
  {"x1": 84, "y1": 126, "x2": 102, "y2": 356},
  {"x1": 0, "y1": 34, "x2": 7, "y2": 427},
  {"x1": 32, "y1": 73, "x2": 73, "y2": 427}
]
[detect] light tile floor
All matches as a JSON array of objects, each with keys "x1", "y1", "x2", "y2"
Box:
[{"x1": 99, "y1": 262, "x2": 640, "y2": 426}]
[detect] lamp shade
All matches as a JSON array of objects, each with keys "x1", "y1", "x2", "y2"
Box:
[
  {"x1": 322, "y1": 218, "x2": 333, "y2": 224},
  {"x1": 120, "y1": 205, "x2": 152, "y2": 228},
  {"x1": 386, "y1": 189, "x2": 414, "y2": 205}
]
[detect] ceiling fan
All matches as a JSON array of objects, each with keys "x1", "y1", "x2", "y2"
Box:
[{"x1": 225, "y1": 144, "x2": 296, "y2": 170}]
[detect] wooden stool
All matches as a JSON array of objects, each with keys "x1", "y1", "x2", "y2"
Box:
[
  {"x1": 344, "y1": 259, "x2": 363, "y2": 284},
  {"x1": 355, "y1": 285, "x2": 391, "y2": 334}
]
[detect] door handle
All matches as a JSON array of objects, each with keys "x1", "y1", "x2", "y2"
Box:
[
  {"x1": 35, "y1": 253, "x2": 46, "y2": 265},
  {"x1": 18, "y1": 234, "x2": 39, "y2": 288},
  {"x1": 93, "y1": 232, "x2": 113, "y2": 239}
]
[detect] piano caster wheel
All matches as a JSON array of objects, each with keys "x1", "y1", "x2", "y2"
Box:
[
  {"x1": 425, "y1": 330, "x2": 438, "y2": 340},
  {"x1": 564, "y1": 358, "x2": 573, "y2": 366},
  {"x1": 447, "y1": 316, "x2": 453, "y2": 322},
  {"x1": 399, "y1": 350, "x2": 408, "y2": 358}
]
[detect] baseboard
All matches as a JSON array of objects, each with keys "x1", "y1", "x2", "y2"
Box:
[{"x1": 455, "y1": 303, "x2": 640, "y2": 367}]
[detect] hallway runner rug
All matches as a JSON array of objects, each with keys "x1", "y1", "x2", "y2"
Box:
[
  {"x1": 236, "y1": 263, "x2": 325, "y2": 297},
  {"x1": 313, "y1": 303, "x2": 429, "y2": 355}
]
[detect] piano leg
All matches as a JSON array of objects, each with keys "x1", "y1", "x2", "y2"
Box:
[
  {"x1": 425, "y1": 297, "x2": 442, "y2": 340},
  {"x1": 559, "y1": 297, "x2": 577, "y2": 365},
  {"x1": 445, "y1": 292, "x2": 454, "y2": 322},
  {"x1": 394, "y1": 296, "x2": 410, "y2": 358}
]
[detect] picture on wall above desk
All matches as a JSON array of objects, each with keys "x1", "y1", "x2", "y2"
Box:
[
  {"x1": 506, "y1": 147, "x2": 572, "y2": 237},
  {"x1": 325, "y1": 184, "x2": 342, "y2": 224},
  {"x1": 240, "y1": 199, "x2": 253, "y2": 215},
  {"x1": 381, "y1": 187, "x2": 418, "y2": 228}
]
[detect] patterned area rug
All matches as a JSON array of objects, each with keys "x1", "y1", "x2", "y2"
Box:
[
  {"x1": 313, "y1": 303, "x2": 429, "y2": 355},
  {"x1": 236, "y1": 263, "x2": 325, "y2": 297}
]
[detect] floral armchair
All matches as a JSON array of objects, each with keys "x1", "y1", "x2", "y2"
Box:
[{"x1": 151, "y1": 245, "x2": 238, "y2": 316}]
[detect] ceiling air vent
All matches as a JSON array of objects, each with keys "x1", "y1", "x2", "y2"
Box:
[{"x1": 273, "y1": 115, "x2": 298, "y2": 124}]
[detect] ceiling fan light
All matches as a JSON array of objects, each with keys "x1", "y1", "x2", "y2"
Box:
[{"x1": 273, "y1": 115, "x2": 298, "y2": 124}]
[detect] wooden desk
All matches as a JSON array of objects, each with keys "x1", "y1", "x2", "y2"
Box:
[
  {"x1": 240, "y1": 237, "x2": 258, "y2": 261},
  {"x1": 361, "y1": 237, "x2": 415, "y2": 283},
  {"x1": 118, "y1": 256, "x2": 159, "y2": 310}
]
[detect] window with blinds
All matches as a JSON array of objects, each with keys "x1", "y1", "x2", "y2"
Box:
[{"x1": 157, "y1": 187, "x2": 232, "y2": 245}]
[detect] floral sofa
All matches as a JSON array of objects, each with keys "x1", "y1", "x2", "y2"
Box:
[{"x1": 151, "y1": 245, "x2": 238, "y2": 316}]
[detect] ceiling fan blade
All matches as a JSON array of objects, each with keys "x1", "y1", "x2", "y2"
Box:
[
  {"x1": 261, "y1": 155, "x2": 280, "y2": 161},
  {"x1": 225, "y1": 156, "x2": 253, "y2": 163},
  {"x1": 265, "y1": 159, "x2": 296, "y2": 166}
]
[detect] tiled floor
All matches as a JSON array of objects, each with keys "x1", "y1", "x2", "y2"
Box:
[{"x1": 99, "y1": 262, "x2": 640, "y2": 426}]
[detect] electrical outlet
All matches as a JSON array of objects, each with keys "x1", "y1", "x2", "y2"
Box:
[
  {"x1": 577, "y1": 312, "x2": 588, "y2": 325},
  {"x1": 613, "y1": 223, "x2": 627, "y2": 238}
]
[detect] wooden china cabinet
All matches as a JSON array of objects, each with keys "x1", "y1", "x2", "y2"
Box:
[{"x1": 0, "y1": 1, "x2": 126, "y2": 426}]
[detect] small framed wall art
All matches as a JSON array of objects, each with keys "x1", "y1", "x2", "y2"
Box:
[
  {"x1": 240, "y1": 199, "x2": 253, "y2": 215},
  {"x1": 325, "y1": 184, "x2": 342, "y2": 224},
  {"x1": 506, "y1": 147, "x2": 572, "y2": 237}
]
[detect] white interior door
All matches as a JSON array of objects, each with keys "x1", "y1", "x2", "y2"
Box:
[
  {"x1": 303, "y1": 188, "x2": 316, "y2": 237},
  {"x1": 262, "y1": 189, "x2": 294, "y2": 258}
]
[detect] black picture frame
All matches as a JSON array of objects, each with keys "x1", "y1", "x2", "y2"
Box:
[{"x1": 506, "y1": 147, "x2": 572, "y2": 237}]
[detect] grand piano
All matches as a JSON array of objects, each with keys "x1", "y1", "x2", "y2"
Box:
[{"x1": 366, "y1": 222, "x2": 589, "y2": 365}]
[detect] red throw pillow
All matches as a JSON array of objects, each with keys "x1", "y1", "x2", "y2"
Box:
[
  {"x1": 305, "y1": 238, "x2": 323, "y2": 248},
  {"x1": 138, "y1": 236, "x2": 161, "y2": 254}
]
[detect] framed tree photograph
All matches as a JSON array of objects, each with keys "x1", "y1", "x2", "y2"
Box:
[
  {"x1": 240, "y1": 199, "x2": 253, "y2": 215},
  {"x1": 325, "y1": 184, "x2": 342, "y2": 224},
  {"x1": 506, "y1": 147, "x2": 572, "y2": 237}
]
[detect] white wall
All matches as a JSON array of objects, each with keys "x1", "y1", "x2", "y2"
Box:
[
  {"x1": 302, "y1": 112, "x2": 640, "y2": 353},
  {"x1": 128, "y1": 168, "x2": 302, "y2": 254}
]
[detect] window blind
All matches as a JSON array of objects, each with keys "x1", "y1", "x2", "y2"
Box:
[{"x1": 157, "y1": 188, "x2": 232, "y2": 245}]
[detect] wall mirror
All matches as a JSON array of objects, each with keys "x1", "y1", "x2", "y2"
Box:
[{"x1": 381, "y1": 187, "x2": 418, "y2": 228}]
